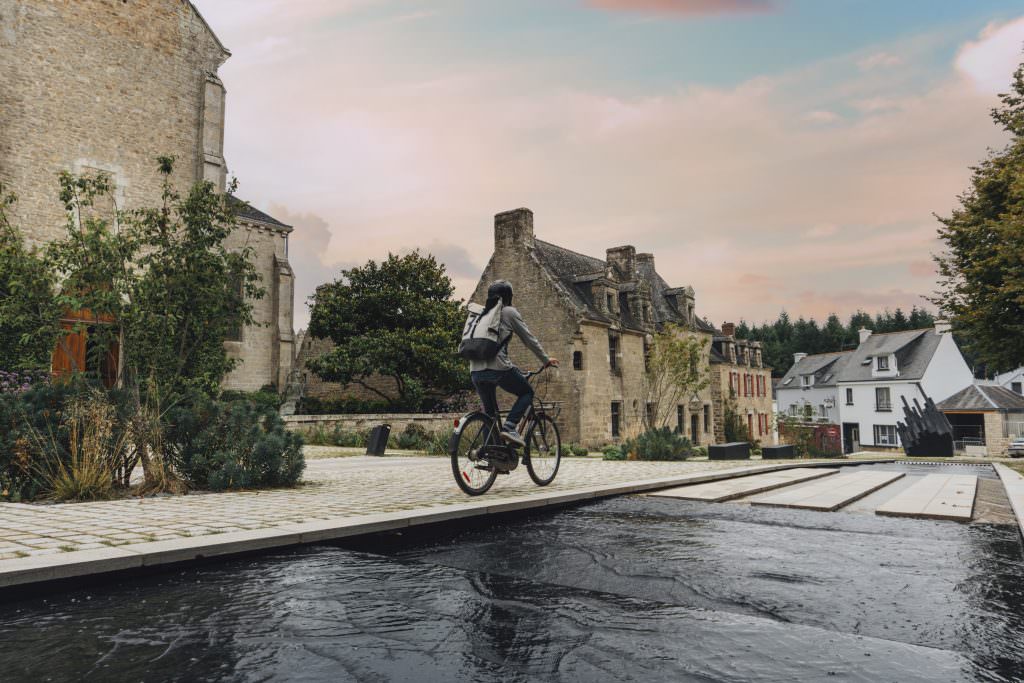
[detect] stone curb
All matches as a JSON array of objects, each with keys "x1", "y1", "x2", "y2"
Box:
[
  {"x1": 993, "y1": 464, "x2": 1024, "y2": 540},
  {"x1": 0, "y1": 458, "x2": 893, "y2": 590}
]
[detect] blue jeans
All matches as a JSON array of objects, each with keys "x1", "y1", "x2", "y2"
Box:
[{"x1": 471, "y1": 368, "x2": 533, "y2": 431}]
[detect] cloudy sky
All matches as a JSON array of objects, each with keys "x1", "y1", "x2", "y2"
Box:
[{"x1": 191, "y1": 0, "x2": 1024, "y2": 330}]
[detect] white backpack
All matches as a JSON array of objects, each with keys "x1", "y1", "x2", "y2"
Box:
[{"x1": 458, "y1": 301, "x2": 507, "y2": 361}]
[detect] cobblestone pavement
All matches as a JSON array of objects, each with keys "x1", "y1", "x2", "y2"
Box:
[{"x1": 0, "y1": 454, "x2": 789, "y2": 562}]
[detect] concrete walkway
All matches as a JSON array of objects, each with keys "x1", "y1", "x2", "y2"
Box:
[{"x1": 0, "y1": 455, "x2": 885, "y2": 589}]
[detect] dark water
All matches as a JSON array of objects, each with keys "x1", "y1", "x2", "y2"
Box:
[{"x1": 2, "y1": 495, "x2": 1023, "y2": 682}]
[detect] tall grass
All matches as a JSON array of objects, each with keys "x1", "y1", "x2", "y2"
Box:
[{"x1": 29, "y1": 390, "x2": 127, "y2": 501}]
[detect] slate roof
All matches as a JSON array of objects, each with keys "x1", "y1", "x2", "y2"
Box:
[
  {"x1": 777, "y1": 351, "x2": 852, "y2": 389},
  {"x1": 229, "y1": 196, "x2": 292, "y2": 231},
  {"x1": 836, "y1": 329, "x2": 939, "y2": 383},
  {"x1": 532, "y1": 239, "x2": 713, "y2": 333},
  {"x1": 937, "y1": 384, "x2": 1024, "y2": 412}
]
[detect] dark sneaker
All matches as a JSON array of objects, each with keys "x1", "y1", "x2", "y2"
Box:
[{"x1": 500, "y1": 427, "x2": 526, "y2": 448}]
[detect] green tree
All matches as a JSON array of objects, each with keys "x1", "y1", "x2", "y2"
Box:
[
  {"x1": 45, "y1": 159, "x2": 262, "y2": 395},
  {"x1": 0, "y1": 185, "x2": 62, "y2": 370},
  {"x1": 643, "y1": 324, "x2": 711, "y2": 430},
  {"x1": 307, "y1": 252, "x2": 468, "y2": 410},
  {"x1": 931, "y1": 59, "x2": 1024, "y2": 372}
]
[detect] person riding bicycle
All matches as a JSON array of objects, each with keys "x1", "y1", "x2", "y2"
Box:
[{"x1": 470, "y1": 280, "x2": 559, "y2": 448}]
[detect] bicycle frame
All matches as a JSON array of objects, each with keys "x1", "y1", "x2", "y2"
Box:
[{"x1": 453, "y1": 366, "x2": 554, "y2": 447}]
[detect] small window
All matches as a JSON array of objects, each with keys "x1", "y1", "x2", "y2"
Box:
[
  {"x1": 573, "y1": 351, "x2": 583, "y2": 371},
  {"x1": 875, "y1": 387, "x2": 892, "y2": 411},
  {"x1": 608, "y1": 333, "x2": 619, "y2": 371},
  {"x1": 876, "y1": 356, "x2": 889, "y2": 371},
  {"x1": 1012, "y1": 382, "x2": 1022, "y2": 395},
  {"x1": 606, "y1": 293, "x2": 615, "y2": 313},
  {"x1": 801, "y1": 375, "x2": 812, "y2": 387},
  {"x1": 676, "y1": 405, "x2": 684, "y2": 433},
  {"x1": 845, "y1": 388, "x2": 854, "y2": 405},
  {"x1": 646, "y1": 402, "x2": 655, "y2": 427},
  {"x1": 643, "y1": 338, "x2": 650, "y2": 372},
  {"x1": 783, "y1": 377, "x2": 793, "y2": 386},
  {"x1": 703, "y1": 405, "x2": 710, "y2": 432},
  {"x1": 611, "y1": 402, "x2": 621, "y2": 437},
  {"x1": 873, "y1": 424, "x2": 898, "y2": 446}
]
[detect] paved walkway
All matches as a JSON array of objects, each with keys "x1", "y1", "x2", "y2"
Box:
[{"x1": 0, "y1": 455, "x2": 785, "y2": 562}]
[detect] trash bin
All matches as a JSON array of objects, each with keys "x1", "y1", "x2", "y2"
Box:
[{"x1": 366, "y1": 424, "x2": 391, "y2": 456}]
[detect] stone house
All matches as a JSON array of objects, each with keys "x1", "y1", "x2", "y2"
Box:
[
  {"x1": 710, "y1": 323, "x2": 775, "y2": 445},
  {"x1": 471, "y1": 208, "x2": 718, "y2": 447},
  {"x1": 937, "y1": 384, "x2": 1024, "y2": 457},
  {"x1": 0, "y1": 0, "x2": 294, "y2": 392}
]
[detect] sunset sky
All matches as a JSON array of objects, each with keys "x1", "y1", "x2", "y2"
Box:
[{"x1": 191, "y1": 0, "x2": 1024, "y2": 331}]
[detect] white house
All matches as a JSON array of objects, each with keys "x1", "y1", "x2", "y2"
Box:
[
  {"x1": 834, "y1": 322, "x2": 973, "y2": 452},
  {"x1": 775, "y1": 351, "x2": 853, "y2": 423},
  {"x1": 994, "y1": 368, "x2": 1024, "y2": 396}
]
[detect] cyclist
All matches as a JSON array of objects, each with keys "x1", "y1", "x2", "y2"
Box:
[{"x1": 469, "y1": 280, "x2": 559, "y2": 447}]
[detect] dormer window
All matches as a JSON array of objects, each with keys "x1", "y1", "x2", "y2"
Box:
[
  {"x1": 801, "y1": 375, "x2": 812, "y2": 387},
  {"x1": 876, "y1": 356, "x2": 889, "y2": 371},
  {"x1": 606, "y1": 293, "x2": 614, "y2": 313}
]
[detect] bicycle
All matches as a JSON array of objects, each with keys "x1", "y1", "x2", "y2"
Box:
[{"x1": 449, "y1": 366, "x2": 562, "y2": 496}]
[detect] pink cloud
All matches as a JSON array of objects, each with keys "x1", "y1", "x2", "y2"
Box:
[
  {"x1": 956, "y1": 16, "x2": 1024, "y2": 95},
  {"x1": 584, "y1": 0, "x2": 775, "y2": 16},
  {"x1": 908, "y1": 259, "x2": 936, "y2": 278}
]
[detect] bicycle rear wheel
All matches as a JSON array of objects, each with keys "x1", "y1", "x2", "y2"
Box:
[
  {"x1": 451, "y1": 413, "x2": 498, "y2": 496},
  {"x1": 525, "y1": 414, "x2": 561, "y2": 486}
]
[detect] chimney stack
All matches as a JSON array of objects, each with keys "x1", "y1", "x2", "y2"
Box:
[
  {"x1": 934, "y1": 319, "x2": 952, "y2": 335},
  {"x1": 858, "y1": 327, "x2": 872, "y2": 344},
  {"x1": 721, "y1": 322, "x2": 736, "y2": 337},
  {"x1": 793, "y1": 352, "x2": 808, "y2": 364},
  {"x1": 494, "y1": 208, "x2": 534, "y2": 251},
  {"x1": 606, "y1": 245, "x2": 637, "y2": 278}
]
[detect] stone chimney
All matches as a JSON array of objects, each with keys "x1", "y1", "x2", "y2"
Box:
[
  {"x1": 721, "y1": 322, "x2": 736, "y2": 337},
  {"x1": 858, "y1": 327, "x2": 872, "y2": 344},
  {"x1": 793, "y1": 352, "x2": 808, "y2": 364},
  {"x1": 935, "y1": 319, "x2": 952, "y2": 334},
  {"x1": 636, "y1": 252, "x2": 654, "y2": 272},
  {"x1": 606, "y1": 245, "x2": 636, "y2": 279},
  {"x1": 494, "y1": 208, "x2": 534, "y2": 251}
]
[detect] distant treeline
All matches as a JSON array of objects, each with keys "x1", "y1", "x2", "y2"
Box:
[{"x1": 732, "y1": 308, "x2": 938, "y2": 378}]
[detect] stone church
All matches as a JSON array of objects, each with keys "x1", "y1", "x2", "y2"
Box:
[
  {"x1": 0, "y1": 0, "x2": 294, "y2": 391},
  {"x1": 472, "y1": 208, "x2": 719, "y2": 447}
]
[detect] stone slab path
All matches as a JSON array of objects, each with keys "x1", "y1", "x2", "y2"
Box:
[
  {"x1": 751, "y1": 470, "x2": 905, "y2": 511},
  {"x1": 647, "y1": 467, "x2": 837, "y2": 502},
  {"x1": 993, "y1": 464, "x2": 1024, "y2": 538},
  {"x1": 876, "y1": 474, "x2": 978, "y2": 522},
  {"x1": 0, "y1": 455, "x2": 885, "y2": 589}
]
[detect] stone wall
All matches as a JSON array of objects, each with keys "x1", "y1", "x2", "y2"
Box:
[
  {"x1": 284, "y1": 413, "x2": 459, "y2": 436},
  {"x1": 985, "y1": 411, "x2": 1011, "y2": 458},
  {"x1": 0, "y1": 0, "x2": 293, "y2": 393},
  {"x1": 0, "y1": 0, "x2": 227, "y2": 244},
  {"x1": 711, "y1": 364, "x2": 776, "y2": 445},
  {"x1": 294, "y1": 333, "x2": 401, "y2": 402}
]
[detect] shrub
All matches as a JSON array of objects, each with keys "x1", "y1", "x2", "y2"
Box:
[
  {"x1": 426, "y1": 428, "x2": 451, "y2": 455},
  {"x1": 295, "y1": 396, "x2": 392, "y2": 415},
  {"x1": 164, "y1": 396, "x2": 305, "y2": 491},
  {"x1": 602, "y1": 444, "x2": 626, "y2": 461},
  {"x1": 222, "y1": 386, "x2": 282, "y2": 412},
  {"x1": 621, "y1": 428, "x2": 697, "y2": 461},
  {"x1": 0, "y1": 380, "x2": 77, "y2": 501},
  {"x1": 567, "y1": 443, "x2": 590, "y2": 457},
  {"x1": 395, "y1": 423, "x2": 430, "y2": 450},
  {"x1": 300, "y1": 424, "x2": 366, "y2": 448}
]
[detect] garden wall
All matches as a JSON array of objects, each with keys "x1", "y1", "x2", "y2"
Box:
[{"x1": 283, "y1": 413, "x2": 460, "y2": 435}]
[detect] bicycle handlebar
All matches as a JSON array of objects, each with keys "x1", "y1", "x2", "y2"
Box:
[{"x1": 523, "y1": 363, "x2": 554, "y2": 380}]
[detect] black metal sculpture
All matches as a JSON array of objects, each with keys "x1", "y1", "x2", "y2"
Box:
[{"x1": 896, "y1": 395, "x2": 954, "y2": 457}]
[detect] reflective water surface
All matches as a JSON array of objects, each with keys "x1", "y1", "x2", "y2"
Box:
[{"x1": 2, "y1": 492, "x2": 1023, "y2": 682}]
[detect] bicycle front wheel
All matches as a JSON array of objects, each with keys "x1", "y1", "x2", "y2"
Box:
[
  {"x1": 451, "y1": 413, "x2": 498, "y2": 496},
  {"x1": 525, "y1": 414, "x2": 561, "y2": 486}
]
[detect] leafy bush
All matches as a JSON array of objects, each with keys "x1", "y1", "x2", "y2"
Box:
[
  {"x1": 0, "y1": 380, "x2": 76, "y2": 500},
  {"x1": 566, "y1": 443, "x2": 589, "y2": 457},
  {"x1": 164, "y1": 396, "x2": 305, "y2": 491},
  {"x1": 426, "y1": 429, "x2": 451, "y2": 455},
  {"x1": 395, "y1": 423, "x2": 430, "y2": 450},
  {"x1": 301, "y1": 424, "x2": 367, "y2": 448},
  {"x1": 602, "y1": 444, "x2": 626, "y2": 461},
  {"x1": 621, "y1": 428, "x2": 697, "y2": 461},
  {"x1": 296, "y1": 396, "x2": 391, "y2": 415},
  {"x1": 222, "y1": 386, "x2": 282, "y2": 412}
]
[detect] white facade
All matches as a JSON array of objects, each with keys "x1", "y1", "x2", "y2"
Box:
[
  {"x1": 836, "y1": 329, "x2": 973, "y2": 450},
  {"x1": 776, "y1": 384, "x2": 840, "y2": 423},
  {"x1": 994, "y1": 368, "x2": 1024, "y2": 396}
]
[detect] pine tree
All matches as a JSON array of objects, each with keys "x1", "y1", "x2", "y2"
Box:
[{"x1": 931, "y1": 58, "x2": 1024, "y2": 371}]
